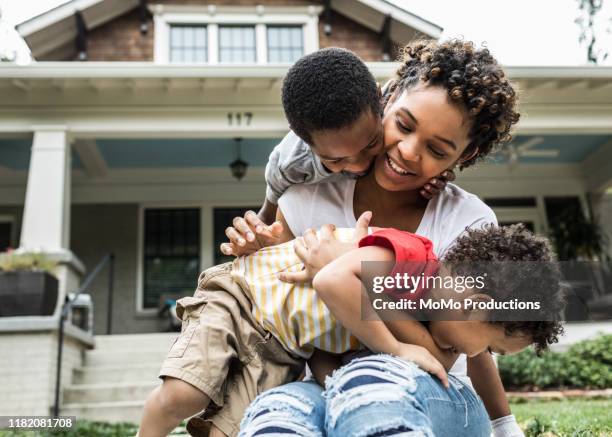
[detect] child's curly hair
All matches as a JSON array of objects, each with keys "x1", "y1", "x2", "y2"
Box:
[
  {"x1": 443, "y1": 224, "x2": 566, "y2": 352},
  {"x1": 385, "y1": 39, "x2": 520, "y2": 169}
]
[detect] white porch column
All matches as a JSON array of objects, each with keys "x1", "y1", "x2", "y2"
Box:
[
  {"x1": 21, "y1": 127, "x2": 71, "y2": 251},
  {"x1": 20, "y1": 126, "x2": 84, "y2": 316}
]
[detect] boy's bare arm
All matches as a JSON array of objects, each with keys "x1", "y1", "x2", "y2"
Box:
[
  {"x1": 313, "y1": 246, "x2": 449, "y2": 385},
  {"x1": 313, "y1": 245, "x2": 457, "y2": 370},
  {"x1": 258, "y1": 198, "x2": 278, "y2": 225},
  {"x1": 384, "y1": 319, "x2": 457, "y2": 370},
  {"x1": 467, "y1": 352, "x2": 512, "y2": 420}
]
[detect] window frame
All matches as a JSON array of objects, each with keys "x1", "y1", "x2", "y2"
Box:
[
  {"x1": 218, "y1": 25, "x2": 258, "y2": 64},
  {"x1": 138, "y1": 207, "x2": 201, "y2": 312},
  {"x1": 266, "y1": 25, "x2": 305, "y2": 64},
  {"x1": 136, "y1": 201, "x2": 264, "y2": 315},
  {"x1": 169, "y1": 24, "x2": 209, "y2": 63},
  {"x1": 153, "y1": 5, "x2": 321, "y2": 64}
]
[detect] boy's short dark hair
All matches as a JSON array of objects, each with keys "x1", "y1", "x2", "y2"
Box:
[
  {"x1": 282, "y1": 47, "x2": 380, "y2": 145},
  {"x1": 443, "y1": 224, "x2": 565, "y2": 352}
]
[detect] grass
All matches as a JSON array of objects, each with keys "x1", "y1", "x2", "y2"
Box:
[
  {"x1": 1, "y1": 401, "x2": 610, "y2": 436},
  {"x1": 511, "y1": 398, "x2": 612, "y2": 436}
]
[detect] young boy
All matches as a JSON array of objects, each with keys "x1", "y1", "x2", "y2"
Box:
[
  {"x1": 220, "y1": 47, "x2": 452, "y2": 257},
  {"x1": 139, "y1": 223, "x2": 565, "y2": 437}
]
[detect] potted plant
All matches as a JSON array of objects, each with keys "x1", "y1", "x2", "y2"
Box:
[{"x1": 0, "y1": 249, "x2": 59, "y2": 316}]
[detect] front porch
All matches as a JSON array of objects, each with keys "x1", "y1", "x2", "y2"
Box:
[{"x1": 1, "y1": 63, "x2": 612, "y2": 336}]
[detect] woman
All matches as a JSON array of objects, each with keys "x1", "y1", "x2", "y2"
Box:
[{"x1": 229, "y1": 39, "x2": 521, "y2": 437}]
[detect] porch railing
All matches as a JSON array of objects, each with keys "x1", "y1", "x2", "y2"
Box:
[{"x1": 53, "y1": 253, "x2": 115, "y2": 418}]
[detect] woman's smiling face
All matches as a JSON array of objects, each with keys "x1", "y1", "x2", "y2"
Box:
[{"x1": 374, "y1": 84, "x2": 473, "y2": 192}]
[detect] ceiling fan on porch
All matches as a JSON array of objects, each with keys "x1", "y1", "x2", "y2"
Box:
[{"x1": 502, "y1": 136, "x2": 559, "y2": 169}]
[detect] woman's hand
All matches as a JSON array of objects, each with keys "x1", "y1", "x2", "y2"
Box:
[
  {"x1": 420, "y1": 169, "x2": 455, "y2": 199},
  {"x1": 393, "y1": 343, "x2": 449, "y2": 388},
  {"x1": 220, "y1": 210, "x2": 284, "y2": 257},
  {"x1": 278, "y1": 211, "x2": 372, "y2": 284}
]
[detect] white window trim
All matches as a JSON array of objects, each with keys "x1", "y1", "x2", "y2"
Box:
[
  {"x1": 151, "y1": 4, "x2": 322, "y2": 64},
  {"x1": 135, "y1": 201, "x2": 264, "y2": 315},
  {"x1": 136, "y1": 204, "x2": 204, "y2": 315}
]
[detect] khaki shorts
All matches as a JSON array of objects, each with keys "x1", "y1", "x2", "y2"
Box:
[{"x1": 159, "y1": 262, "x2": 304, "y2": 437}]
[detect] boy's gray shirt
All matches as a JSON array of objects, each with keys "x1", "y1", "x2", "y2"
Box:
[{"x1": 265, "y1": 130, "x2": 335, "y2": 204}]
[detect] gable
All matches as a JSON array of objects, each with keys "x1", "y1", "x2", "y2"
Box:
[{"x1": 18, "y1": 0, "x2": 441, "y2": 61}]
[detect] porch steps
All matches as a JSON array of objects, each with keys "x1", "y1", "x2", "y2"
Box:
[{"x1": 60, "y1": 333, "x2": 180, "y2": 427}]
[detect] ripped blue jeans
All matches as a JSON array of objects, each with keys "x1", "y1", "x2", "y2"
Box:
[{"x1": 239, "y1": 354, "x2": 491, "y2": 437}]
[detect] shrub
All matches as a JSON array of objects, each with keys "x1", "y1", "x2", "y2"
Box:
[
  {"x1": 499, "y1": 335, "x2": 612, "y2": 390},
  {"x1": 0, "y1": 250, "x2": 58, "y2": 275}
]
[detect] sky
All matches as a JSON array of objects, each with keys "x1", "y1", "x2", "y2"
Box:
[{"x1": 0, "y1": 0, "x2": 611, "y2": 65}]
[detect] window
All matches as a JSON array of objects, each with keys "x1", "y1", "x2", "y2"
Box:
[
  {"x1": 170, "y1": 25, "x2": 207, "y2": 63},
  {"x1": 267, "y1": 26, "x2": 303, "y2": 63},
  {"x1": 154, "y1": 6, "x2": 321, "y2": 64},
  {"x1": 0, "y1": 221, "x2": 12, "y2": 252},
  {"x1": 219, "y1": 26, "x2": 256, "y2": 63},
  {"x1": 143, "y1": 208, "x2": 200, "y2": 309},
  {"x1": 213, "y1": 207, "x2": 258, "y2": 265}
]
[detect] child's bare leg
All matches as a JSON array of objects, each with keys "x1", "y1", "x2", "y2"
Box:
[
  {"x1": 138, "y1": 377, "x2": 210, "y2": 437},
  {"x1": 209, "y1": 425, "x2": 227, "y2": 437}
]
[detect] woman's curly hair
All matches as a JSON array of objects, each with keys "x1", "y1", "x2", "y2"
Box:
[
  {"x1": 443, "y1": 224, "x2": 566, "y2": 353},
  {"x1": 385, "y1": 39, "x2": 520, "y2": 169}
]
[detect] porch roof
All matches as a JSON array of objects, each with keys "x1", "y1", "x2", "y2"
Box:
[{"x1": 1, "y1": 63, "x2": 612, "y2": 89}]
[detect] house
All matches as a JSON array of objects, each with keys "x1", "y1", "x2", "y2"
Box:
[
  {"x1": 1, "y1": 0, "x2": 611, "y2": 330},
  {"x1": 1, "y1": 0, "x2": 611, "y2": 422}
]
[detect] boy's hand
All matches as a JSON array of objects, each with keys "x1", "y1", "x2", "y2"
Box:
[
  {"x1": 279, "y1": 211, "x2": 372, "y2": 284},
  {"x1": 220, "y1": 210, "x2": 284, "y2": 257},
  {"x1": 393, "y1": 343, "x2": 449, "y2": 388},
  {"x1": 420, "y1": 169, "x2": 455, "y2": 199}
]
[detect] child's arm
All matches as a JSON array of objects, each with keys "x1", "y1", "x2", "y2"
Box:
[
  {"x1": 220, "y1": 205, "x2": 294, "y2": 257},
  {"x1": 313, "y1": 245, "x2": 451, "y2": 386},
  {"x1": 258, "y1": 198, "x2": 278, "y2": 225}
]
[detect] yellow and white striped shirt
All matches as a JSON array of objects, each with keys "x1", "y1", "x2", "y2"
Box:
[{"x1": 232, "y1": 228, "x2": 361, "y2": 359}]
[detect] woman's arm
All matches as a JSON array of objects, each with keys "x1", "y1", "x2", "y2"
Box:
[
  {"x1": 313, "y1": 245, "x2": 449, "y2": 385},
  {"x1": 307, "y1": 349, "x2": 343, "y2": 386},
  {"x1": 467, "y1": 352, "x2": 511, "y2": 419}
]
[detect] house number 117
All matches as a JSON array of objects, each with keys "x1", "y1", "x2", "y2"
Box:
[{"x1": 227, "y1": 112, "x2": 253, "y2": 126}]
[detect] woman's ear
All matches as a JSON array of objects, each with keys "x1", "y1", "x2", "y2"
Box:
[
  {"x1": 458, "y1": 145, "x2": 479, "y2": 166},
  {"x1": 462, "y1": 293, "x2": 492, "y2": 321}
]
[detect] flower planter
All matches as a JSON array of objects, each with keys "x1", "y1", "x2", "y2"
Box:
[{"x1": 0, "y1": 271, "x2": 59, "y2": 316}]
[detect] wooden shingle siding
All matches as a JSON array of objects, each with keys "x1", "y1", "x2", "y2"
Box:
[{"x1": 51, "y1": 0, "x2": 395, "y2": 62}]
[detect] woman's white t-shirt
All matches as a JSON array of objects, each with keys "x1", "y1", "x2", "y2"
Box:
[{"x1": 278, "y1": 178, "x2": 498, "y2": 377}]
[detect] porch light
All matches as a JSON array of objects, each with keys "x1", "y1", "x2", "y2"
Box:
[{"x1": 230, "y1": 137, "x2": 248, "y2": 180}]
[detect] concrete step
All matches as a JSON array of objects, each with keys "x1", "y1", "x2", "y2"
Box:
[
  {"x1": 94, "y1": 333, "x2": 178, "y2": 351},
  {"x1": 61, "y1": 399, "x2": 146, "y2": 424},
  {"x1": 85, "y1": 349, "x2": 169, "y2": 367},
  {"x1": 63, "y1": 381, "x2": 158, "y2": 404},
  {"x1": 73, "y1": 364, "x2": 162, "y2": 385}
]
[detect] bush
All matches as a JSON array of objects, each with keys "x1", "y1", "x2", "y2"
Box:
[
  {"x1": 499, "y1": 335, "x2": 612, "y2": 390},
  {"x1": 0, "y1": 250, "x2": 58, "y2": 275}
]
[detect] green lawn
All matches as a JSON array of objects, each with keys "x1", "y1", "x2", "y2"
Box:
[
  {"x1": 1, "y1": 400, "x2": 610, "y2": 436},
  {"x1": 511, "y1": 398, "x2": 612, "y2": 436}
]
